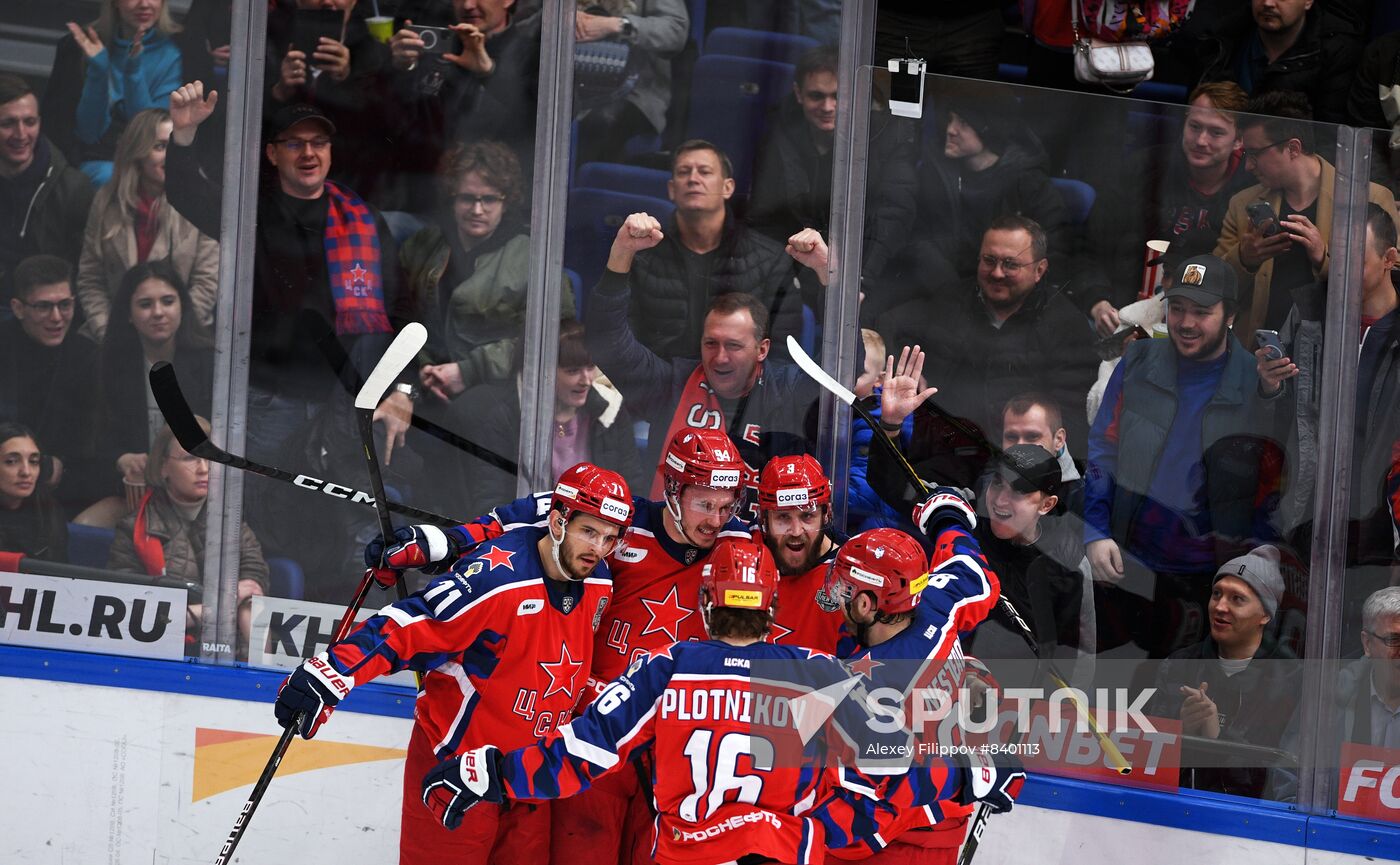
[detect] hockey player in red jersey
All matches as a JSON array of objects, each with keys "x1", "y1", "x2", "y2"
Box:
[
  {"x1": 826, "y1": 490, "x2": 1004, "y2": 865},
  {"x1": 753, "y1": 454, "x2": 846, "y2": 653},
  {"x1": 419, "y1": 537, "x2": 1024, "y2": 865},
  {"x1": 272, "y1": 463, "x2": 634, "y2": 865},
  {"x1": 362, "y1": 428, "x2": 753, "y2": 865}
]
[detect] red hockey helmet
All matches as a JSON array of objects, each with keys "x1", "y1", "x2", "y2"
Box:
[
  {"x1": 662, "y1": 429, "x2": 744, "y2": 495},
  {"x1": 552, "y1": 463, "x2": 634, "y2": 530},
  {"x1": 824, "y1": 528, "x2": 930, "y2": 617},
  {"x1": 700, "y1": 537, "x2": 779, "y2": 612},
  {"x1": 757, "y1": 454, "x2": 831, "y2": 513}
]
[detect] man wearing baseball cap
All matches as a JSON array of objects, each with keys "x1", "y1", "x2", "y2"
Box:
[
  {"x1": 1147, "y1": 545, "x2": 1301, "y2": 798},
  {"x1": 1086, "y1": 253, "x2": 1280, "y2": 659},
  {"x1": 965, "y1": 444, "x2": 1090, "y2": 664}
]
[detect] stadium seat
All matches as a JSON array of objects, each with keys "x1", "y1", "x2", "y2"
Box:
[
  {"x1": 704, "y1": 27, "x2": 820, "y2": 66},
  {"x1": 1051, "y1": 177, "x2": 1097, "y2": 225},
  {"x1": 575, "y1": 162, "x2": 672, "y2": 199},
  {"x1": 67, "y1": 523, "x2": 114, "y2": 569},
  {"x1": 997, "y1": 63, "x2": 1028, "y2": 84},
  {"x1": 266, "y1": 557, "x2": 305, "y2": 600},
  {"x1": 564, "y1": 188, "x2": 676, "y2": 292},
  {"x1": 686, "y1": 0, "x2": 706, "y2": 51},
  {"x1": 685, "y1": 55, "x2": 795, "y2": 195},
  {"x1": 1133, "y1": 81, "x2": 1188, "y2": 104}
]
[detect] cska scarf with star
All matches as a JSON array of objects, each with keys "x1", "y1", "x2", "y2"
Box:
[{"x1": 323, "y1": 181, "x2": 392, "y2": 335}]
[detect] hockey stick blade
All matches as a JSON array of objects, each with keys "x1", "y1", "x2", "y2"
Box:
[
  {"x1": 786, "y1": 335, "x2": 857, "y2": 405},
  {"x1": 355, "y1": 322, "x2": 428, "y2": 410},
  {"x1": 148, "y1": 362, "x2": 461, "y2": 527}
]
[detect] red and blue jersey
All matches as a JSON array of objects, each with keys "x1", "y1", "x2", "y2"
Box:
[
  {"x1": 451, "y1": 491, "x2": 751, "y2": 707},
  {"x1": 495, "y1": 639, "x2": 964, "y2": 865},
  {"x1": 323, "y1": 526, "x2": 612, "y2": 759},
  {"x1": 757, "y1": 534, "x2": 846, "y2": 654},
  {"x1": 830, "y1": 521, "x2": 1001, "y2": 855}
]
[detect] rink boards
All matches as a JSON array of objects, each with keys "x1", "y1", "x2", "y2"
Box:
[{"x1": 2, "y1": 643, "x2": 1398, "y2": 865}]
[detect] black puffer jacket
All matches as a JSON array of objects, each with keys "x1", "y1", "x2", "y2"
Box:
[
  {"x1": 882, "y1": 283, "x2": 1099, "y2": 456},
  {"x1": 748, "y1": 99, "x2": 918, "y2": 280},
  {"x1": 1348, "y1": 31, "x2": 1400, "y2": 132},
  {"x1": 623, "y1": 213, "x2": 805, "y2": 362},
  {"x1": 1195, "y1": 6, "x2": 1364, "y2": 124}
]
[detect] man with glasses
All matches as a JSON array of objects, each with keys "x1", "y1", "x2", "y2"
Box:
[
  {"x1": 1357, "y1": 587, "x2": 1400, "y2": 749},
  {"x1": 884, "y1": 215, "x2": 1098, "y2": 456},
  {"x1": 1214, "y1": 91, "x2": 1397, "y2": 339},
  {"x1": 0, "y1": 255, "x2": 97, "y2": 513},
  {"x1": 0, "y1": 74, "x2": 93, "y2": 299}
]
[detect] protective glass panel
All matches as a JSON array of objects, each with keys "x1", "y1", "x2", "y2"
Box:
[
  {"x1": 0, "y1": 0, "x2": 231, "y2": 663},
  {"x1": 238, "y1": 0, "x2": 549, "y2": 672},
  {"x1": 851, "y1": 70, "x2": 1360, "y2": 806}
]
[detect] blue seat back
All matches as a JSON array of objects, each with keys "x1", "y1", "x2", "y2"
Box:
[
  {"x1": 67, "y1": 523, "x2": 115, "y2": 569},
  {"x1": 704, "y1": 27, "x2": 819, "y2": 66},
  {"x1": 685, "y1": 54, "x2": 795, "y2": 196},
  {"x1": 1051, "y1": 177, "x2": 1097, "y2": 225},
  {"x1": 575, "y1": 162, "x2": 672, "y2": 200},
  {"x1": 564, "y1": 188, "x2": 676, "y2": 293}
]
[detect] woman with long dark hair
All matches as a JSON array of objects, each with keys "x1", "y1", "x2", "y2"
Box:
[
  {"x1": 78, "y1": 261, "x2": 213, "y2": 528},
  {"x1": 0, "y1": 422, "x2": 69, "y2": 563}
]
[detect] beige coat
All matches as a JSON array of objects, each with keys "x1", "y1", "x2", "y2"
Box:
[
  {"x1": 1214, "y1": 155, "x2": 1398, "y2": 339},
  {"x1": 76, "y1": 193, "x2": 220, "y2": 341}
]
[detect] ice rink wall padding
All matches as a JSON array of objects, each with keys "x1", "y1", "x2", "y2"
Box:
[{"x1": 3, "y1": 643, "x2": 1400, "y2": 865}]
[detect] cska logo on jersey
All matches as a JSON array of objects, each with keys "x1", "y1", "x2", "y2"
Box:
[
  {"x1": 480, "y1": 546, "x2": 516, "y2": 571},
  {"x1": 639, "y1": 585, "x2": 694, "y2": 642}
]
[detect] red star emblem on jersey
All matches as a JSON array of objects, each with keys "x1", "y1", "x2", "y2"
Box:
[
  {"x1": 480, "y1": 546, "x2": 516, "y2": 571},
  {"x1": 848, "y1": 654, "x2": 884, "y2": 679},
  {"x1": 648, "y1": 642, "x2": 680, "y2": 662},
  {"x1": 639, "y1": 585, "x2": 694, "y2": 641},
  {"x1": 769, "y1": 621, "x2": 794, "y2": 643},
  {"x1": 540, "y1": 643, "x2": 584, "y2": 699}
]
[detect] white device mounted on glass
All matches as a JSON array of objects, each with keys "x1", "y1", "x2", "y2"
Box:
[{"x1": 887, "y1": 56, "x2": 926, "y2": 120}]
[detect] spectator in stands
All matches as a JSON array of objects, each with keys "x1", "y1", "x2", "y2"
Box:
[
  {"x1": 572, "y1": 0, "x2": 688, "y2": 166},
  {"x1": 454, "y1": 319, "x2": 647, "y2": 514},
  {"x1": 1349, "y1": 586, "x2": 1400, "y2": 747},
  {"x1": 612, "y1": 141, "x2": 805, "y2": 361},
  {"x1": 963, "y1": 444, "x2": 1089, "y2": 662},
  {"x1": 0, "y1": 256, "x2": 98, "y2": 515},
  {"x1": 1086, "y1": 253, "x2": 1280, "y2": 659},
  {"x1": 1257, "y1": 204, "x2": 1399, "y2": 636},
  {"x1": 407, "y1": 141, "x2": 572, "y2": 404},
  {"x1": 244, "y1": 103, "x2": 413, "y2": 466},
  {"x1": 748, "y1": 46, "x2": 917, "y2": 288},
  {"x1": 265, "y1": 0, "x2": 394, "y2": 203},
  {"x1": 1001, "y1": 392, "x2": 1083, "y2": 517},
  {"x1": 1195, "y1": 0, "x2": 1362, "y2": 124},
  {"x1": 586, "y1": 214, "x2": 828, "y2": 496},
  {"x1": 903, "y1": 84, "x2": 1070, "y2": 306},
  {"x1": 1084, "y1": 82, "x2": 1255, "y2": 336},
  {"x1": 108, "y1": 416, "x2": 268, "y2": 657},
  {"x1": 1214, "y1": 92, "x2": 1398, "y2": 339},
  {"x1": 75, "y1": 108, "x2": 219, "y2": 341},
  {"x1": 1148, "y1": 544, "x2": 1299, "y2": 799},
  {"x1": 80, "y1": 261, "x2": 213, "y2": 528},
  {"x1": 880, "y1": 216, "x2": 1099, "y2": 454},
  {"x1": 0, "y1": 422, "x2": 68, "y2": 564},
  {"x1": 386, "y1": 0, "x2": 541, "y2": 208},
  {"x1": 1348, "y1": 31, "x2": 1400, "y2": 144},
  {"x1": 0, "y1": 75, "x2": 95, "y2": 299},
  {"x1": 46, "y1": 0, "x2": 186, "y2": 185}
]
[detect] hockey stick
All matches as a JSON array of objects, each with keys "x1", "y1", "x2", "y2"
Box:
[
  {"x1": 148, "y1": 362, "x2": 461, "y2": 527},
  {"x1": 353, "y1": 322, "x2": 428, "y2": 689},
  {"x1": 213, "y1": 568, "x2": 377, "y2": 865},
  {"x1": 786, "y1": 336, "x2": 1129, "y2": 770}
]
